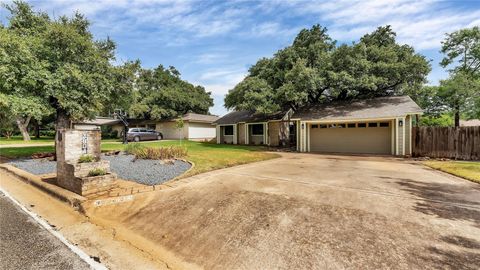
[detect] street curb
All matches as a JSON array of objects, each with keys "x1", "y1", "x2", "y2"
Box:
[
  {"x1": 0, "y1": 164, "x2": 86, "y2": 208},
  {"x1": 0, "y1": 187, "x2": 107, "y2": 270}
]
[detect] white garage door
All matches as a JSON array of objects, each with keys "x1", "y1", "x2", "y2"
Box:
[
  {"x1": 310, "y1": 122, "x2": 392, "y2": 155},
  {"x1": 188, "y1": 122, "x2": 216, "y2": 139}
]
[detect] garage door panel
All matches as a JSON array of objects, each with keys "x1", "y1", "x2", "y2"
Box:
[{"x1": 310, "y1": 126, "x2": 391, "y2": 154}]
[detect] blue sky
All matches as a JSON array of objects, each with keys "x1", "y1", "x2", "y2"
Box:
[{"x1": 1, "y1": 0, "x2": 479, "y2": 116}]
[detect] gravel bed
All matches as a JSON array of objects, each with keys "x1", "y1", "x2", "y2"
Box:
[
  {"x1": 9, "y1": 159, "x2": 56, "y2": 175},
  {"x1": 8, "y1": 154, "x2": 191, "y2": 185},
  {"x1": 103, "y1": 154, "x2": 191, "y2": 185}
]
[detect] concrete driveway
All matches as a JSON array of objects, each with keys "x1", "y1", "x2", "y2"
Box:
[{"x1": 90, "y1": 153, "x2": 480, "y2": 269}]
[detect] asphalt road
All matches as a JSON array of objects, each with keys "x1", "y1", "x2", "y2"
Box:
[{"x1": 0, "y1": 192, "x2": 91, "y2": 270}]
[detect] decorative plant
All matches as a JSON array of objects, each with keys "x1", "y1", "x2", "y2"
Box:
[
  {"x1": 175, "y1": 118, "x2": 184, "y2": 145},
  {"x1": 88, "y1": 168, "x2": 107, "y2": 176},
  {"x1": 124, "y1": 143, "x2": 145, "y2": 155},
  {"x1": 78, "y1": 154, "x2": 96, "y2": 163},
  {"x1": 134, "y1": 146, "x2": 187, "y2": 160}
]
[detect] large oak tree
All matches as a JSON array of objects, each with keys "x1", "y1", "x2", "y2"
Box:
[
  {"x1": 225, "y1": 25, "x2": 431, "y2": 113},
  {"x1": 0, "y1": 1, "x2": 138, "y2": 140}
]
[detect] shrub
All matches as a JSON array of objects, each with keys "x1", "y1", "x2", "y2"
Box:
[
  {"x1": 124, "y1": 143, "x2": 145, "y2": 155},
  {"x1": 134, "y1": 146, "x2": 187, "y2": 160},
  {"x1": 78, "y1": 154, "x2": 96, "y2": 163},
  {"x1": 88, "y1": 168, "x2": 107, "y2": 176}
]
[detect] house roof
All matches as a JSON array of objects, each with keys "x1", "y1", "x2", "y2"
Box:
[
  {"x1": 181, "y1": 113, "x2": 219, "y2": 123},
  {"x1": 292, "y1": 96, "x2": 422, "y2": 121},
  {"x1": 78, "y1": 117, "x2": 121, "y2": 126},
  {"x1": 214, "y1": 110, "x2": 287, "y2": 125},
  {"x1": 460, "y1": 119, "x2": 480, "y2": 127}
]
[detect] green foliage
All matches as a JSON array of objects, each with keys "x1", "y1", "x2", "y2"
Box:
[
  {"x1": 88, "y1": 168, "x2": 107, "y2": 176},
  {"x1": 130, "y1": 65, "x2": 213, "y2": 120},
  {"x1": 438, "y1": 72, "x2": 480, "y2": 117},
  {"x1": 78, "y1": 154, "x2": 96, "y2": 163},
  {"x1": 124, "y1": 142, "x2": 187, "y2": 160},
  {"x1": 440, "y1": 26, "x2": 480, "y2": 75},
  {"x1": 133, "y1": 146, "x2": 188, "y2": 160},
  {"x1": 225, "y1": 24, "x2": 430, "y2": 113},
  {"x1": 124, "y1": 143, "x2": 145, "y2": 155},
  {"x1": 418, "y1": 114, "x2": 453, "y2": 127},
  {"x1": 175, "y1": 118, "x2": 184, "y2": 129},
  {"x1": 1, "y1": 1, "x2": 137, "y2": 128}
]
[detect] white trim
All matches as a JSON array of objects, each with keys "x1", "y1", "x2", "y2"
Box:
[
  {"x1": 395, "y1": 118, "x2": 399, "y2": 155},
  {"x1": 0, "y1": 187, "x2": 107, "y2": 270},
  {"x1": 296, "y1": 121, "x2": 300, "y2": 151},
  {"x1": 402, "y1": 116, "x2": 406, "y2": 156},
  {"x1": 303, "y1": 117, "x2": 402, "y2": 123},
  {"x1": 391, "y1": 119, "x2": 395, "y2": 155},
  {"x1": 307, "y1": 123, "x2": 311, "y2": 152},
  {"x1": 409, "y1": 115, "x2": 413, "y2": 155},
  {"x1": 244, "y1": 123, "x2": 248, "y2": 145},
  {"x1": 233, "y1": 124, "x2": 237, "y2": 144}
]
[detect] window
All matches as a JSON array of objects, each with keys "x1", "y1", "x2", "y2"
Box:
[
  {"x1": 251, "y1": 124, "x2": 264, "y2": 135},
  {"x1": 347, "y1": 123, "x2": 356, "y2": 128},
  {"x1": 147, "y1": 124, "x2": 156, "y2": 130},
  {"x1": 368, "y1": 122, "x2": 378, "y2": 127},
  {"x1": 311, "y1": 124, "x2": 319, "y2": 129},
  {"x1": 139, "y1": 128, "x2": 148, "y2": 132},
  {"x1": 379, "y1": 122, "x2": 390, "y2": 127},
  {"x1": 357, "y1": 123, "x2": 367, "y2": 128},
  {"x1": 224, "y1": 125, "x2": 234, "y2": 136},
  {"x1": 319, "y1": 124, "x2": 328, "y2": 128},
  {"x1": 330, "y1": 123, "x2": 345, "y2": 128}
]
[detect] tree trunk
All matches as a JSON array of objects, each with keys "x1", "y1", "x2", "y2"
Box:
[
  {"x1": 34, "y1": 119, "x2": 40, "y2": 139},
  {"x1": 454, "y1": 106, "x2": 460, "y2": 128},
  {"x1": 15, "y1": 116, "x2": 31, "y2": 141},
  {"x1": 55, "y1": 108, "x2": 70, "y2": 161}
]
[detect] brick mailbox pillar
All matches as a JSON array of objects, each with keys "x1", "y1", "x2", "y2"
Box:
[{"x1": 56, "y1": 124, "x2": 117, "y2": 196}]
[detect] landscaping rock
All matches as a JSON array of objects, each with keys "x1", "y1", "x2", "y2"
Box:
[{"x1": 9, "y1": 153, "x2": 191, "y2": 186}]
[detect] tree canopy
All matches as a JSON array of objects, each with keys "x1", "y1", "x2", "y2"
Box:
[
  {"x1": 0, "y1": 0, "x2": 139, "y2": 136},
  {"x1": 225, "y1": 25, "x2": 431, "y2": 113},
  {"x1": 129, "y1": 65, "x2": 213, "y2": 120},
  {"x1": 1, "y1": 1, "x2": 213, "y2": 140}
]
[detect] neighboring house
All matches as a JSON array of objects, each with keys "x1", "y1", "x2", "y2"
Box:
[
  {"x1": 214, "y1": 96, "x2": 423, "y2": 156},
  {"x1": 460, "y1": 119, "x2": 480, "y2": 127},
  {"x1": 109, "y1": 113, "x2": 219, "y2": 141}
]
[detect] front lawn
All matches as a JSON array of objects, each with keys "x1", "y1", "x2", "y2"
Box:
[
  {"x1": 0, "y1": 140, "x2": 279, "y2": 177},
  {"x1": 0, "y1": 136, "x2": 55, "y2": 145},
  {"x1": 424, "y1": 161, "x2": 480, "y2": 184},
  {"x1": 0, "y1": 136, "x2": 120, "y2": 145}
]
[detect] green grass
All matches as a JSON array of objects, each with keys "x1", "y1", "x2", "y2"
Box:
[
  {"x1": 0, "y1": 136, "x2": 120, "y2": 145},
  {"x1": 424, "y1": 161, "x2": 480, "y2": 184},
  {"x1": 0, "y1": 136, "x2": 55, "y2": 145},
  {"x1": 0, "y1": 140, "x2": 279, "y2": 177}
]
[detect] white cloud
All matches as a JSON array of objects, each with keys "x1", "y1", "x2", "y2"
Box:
[{"x1": 194, "y1": 68, "x2": 247, "y2": 95}]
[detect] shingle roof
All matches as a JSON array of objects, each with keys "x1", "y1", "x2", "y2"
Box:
[
  {"x1": 214, "y1": 110, "x2": 286, "y2": 125},
  {"x1": 292, "y1": 96, "x2": 422, "y2": 121},
  {"x1": 182, "y1": 113, "x2": 219, "y2": 123},
  {"x1": 78, "y1": 117, "x2": 121, "y2": 126}
]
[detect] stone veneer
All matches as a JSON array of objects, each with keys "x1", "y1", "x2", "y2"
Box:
[{"x1": 56, "y1": 127, "x2": 117, "y2": 196}]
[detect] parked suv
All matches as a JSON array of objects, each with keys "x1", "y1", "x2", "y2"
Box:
[{"x1": 127, "y1": 128, "x2": 163, "y2": 142}]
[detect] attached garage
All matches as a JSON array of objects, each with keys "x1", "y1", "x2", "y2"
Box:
[
  {"x1": 309, "y1": 121, "x2": 392, "y2": 154},
  {"x1": 294, "y1": 96, "x2": 423, "y2": 156}
]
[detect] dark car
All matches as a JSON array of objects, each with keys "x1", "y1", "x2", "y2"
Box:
[{"x1": 127, "y1": 128, "x2": 163, "y2": 142}]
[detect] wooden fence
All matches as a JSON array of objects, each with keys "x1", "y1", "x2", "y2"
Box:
[{"x1": 412, "y1": 126, "x2": 480, "y2": 160}]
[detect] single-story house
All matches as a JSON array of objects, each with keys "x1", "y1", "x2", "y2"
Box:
[
  {"x1": 214, "y1": 96, "x2": 423, "y2": 156},
  {"x1": 109, "y1": 113, "x2": 219, "y2": 141}
]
